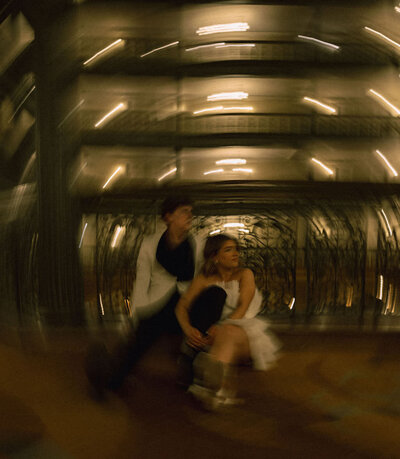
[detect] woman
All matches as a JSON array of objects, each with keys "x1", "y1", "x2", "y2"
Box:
[{"x1": 175, "y1": 234, "x2": 280, "y2": 408}]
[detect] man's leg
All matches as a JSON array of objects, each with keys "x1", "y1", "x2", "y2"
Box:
[
  {"x1": 189, "y1": 285, "x2": 226, "y2": 335},
  {"x1": 108, "y1": 291, "x2": 180, "y2": 391}
]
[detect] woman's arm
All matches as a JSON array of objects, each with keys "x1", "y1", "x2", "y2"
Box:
[
  {"x1": 175, "y1": 275, "x2": 208, "y2": 349},
  {"x1": 229, "y1": 268, "x2": 256, "y2": 320}
]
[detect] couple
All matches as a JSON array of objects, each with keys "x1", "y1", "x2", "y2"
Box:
[{"x1": 88, "y1": 196, "x2": 279, "y2": 407}]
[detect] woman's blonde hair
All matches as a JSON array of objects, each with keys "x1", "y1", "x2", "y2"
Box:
[{"x1": 201, "y1": 234, "x2": 239, "y2": 277}]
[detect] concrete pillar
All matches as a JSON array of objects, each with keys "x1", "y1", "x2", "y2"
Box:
[{"x1": 32, "y1": 6, "x2": 84, "y2": 325}]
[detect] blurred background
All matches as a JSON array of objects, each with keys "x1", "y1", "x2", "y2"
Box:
[
  {"x1": 1, "y1": 0, "x2": 400, "y2": 332},
  {"x1": 2, "y1": 1, "x2": 400, "y2": 458}
]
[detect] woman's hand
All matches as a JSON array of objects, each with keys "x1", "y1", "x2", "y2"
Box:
[{"x1": 184, "y1": 325, "x2": 208, "y2": 350}]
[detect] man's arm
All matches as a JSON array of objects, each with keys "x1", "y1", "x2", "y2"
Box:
[
  {"x1": 131, "y1": 240, "x2": 152, "y2": 310},
  {"x1": 131, "y1": 236, "x2": 177, "y2": 319}
]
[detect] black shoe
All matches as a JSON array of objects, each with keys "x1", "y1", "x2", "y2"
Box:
[
  {"x1": 85, "y1": 341, "x2": 112, "y2": 401},
  {"x1": 177, "y1": 353, "x2": 195, "y2": 389}
]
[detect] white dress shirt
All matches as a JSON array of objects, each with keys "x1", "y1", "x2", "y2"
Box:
[{"x1": 132, "y1": 227, "x2": 204, "y2": 319}]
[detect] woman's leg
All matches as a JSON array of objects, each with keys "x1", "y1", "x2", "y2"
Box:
[
  {"x1": 197, "y1": 324, "x2": 250, "y2": 402},
  {"x1": 209, "y1": 324, "x2": 250, "y2": 365},
  {"x1": 178, "y1": 286, "x2": 226, "y2": 387}
]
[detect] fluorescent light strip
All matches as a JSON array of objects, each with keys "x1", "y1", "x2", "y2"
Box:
[
  {"x1": 83, "y1": 39, "x2": 125, "y2": 66},
  {"x1": 223, "y1": 106, "x2": 253, "y2": 112},
  {"x1": 102, "y1": 166, "x2": 122, "y2": 189},
  {"x1": 208, "y1": 92, "x2": 248, "y2": 101},
  {"x1": 380, "y1": 209, "x2": 393, "y2": 237},
  {"x1": 194, "y1": 106, "x2": 253, "y2": 115},
  {"x1": 311, "y1": 158, "x2": 334, "y2": 175},
  {"x1": 375, "y1": 150, "x2": 398, "y2": 176},
  {"x1": 79, "y1": 222, "x2": 88, "y2": 249},
  {"x1": 377, "y1": 275, "x2": 383, "y2": 300},
  {"x1": 58, "y1": 99, "x2": 85, "y2": 129},
  {"x1": 238, "y1": 228, "x2": 249, "y2": 233},
  {"x1": 95, "y1": 103, "x2": 126, "y2": 128},
  {"x1": 216, "y1": 159, "x2": 246, "y2": 165},
  {"x1": 194, "y1": 106, "x2": 223, "y2": 115},
  {"x1": 289, "y1": 297, "x2": 295, "y2": 310},
  {"x1": 196, "y1": 23, "x2": 250, "y2": 36},
  {"x1": 224, "y1": 222, "x2": 244, "y2": 228},
  {"x1": 369, "y1": 89, "x2": 400, "y2": 116},
  {"x1": 185, "y1": 43, "x2": 225, "y2": 52},
  {"x1": 364, "y1": 26, "x2": 400, "y2": 50},
  {"x1": 158, "y1": 167, "x2": 177, "y2": 181},
  {"x1": 215, "y1": 43, "x2": 255, "y2": 48},
  {"x1": 99, "y1": 293, "x2": 105, "y2": 316},
  {"x1": 111, "y1": 226, "x2": 123, "y2": 248},
  {"x1": 232, "y1": 168, "x2": 253, "y2": 173},
  {"x1": 204, "y1": 168, "x2": 224, "y2": 175},
  {"x1": 8, "y1": 85, "x2": 36, "y2": 122},
  {"x1": 298, "y1": 35, "x2": 340, "y2": 50},
  {"x1": 209, "y1": 229, "x2": 221, "y2": 235},
  {"x1": 303, "y1": 97, "x2": 336, "y2": 114},
  {"x1": 140, "y1": 41, "x2": 179, "y2": 58}
]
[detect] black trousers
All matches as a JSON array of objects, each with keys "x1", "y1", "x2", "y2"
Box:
[{"x1": 108, "y1": 285, "x2": 226, "y2": 390}]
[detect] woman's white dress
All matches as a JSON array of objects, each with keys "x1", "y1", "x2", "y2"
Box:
[{"x1": 214, "y1": 280, "x2": 280, "y2": 371}]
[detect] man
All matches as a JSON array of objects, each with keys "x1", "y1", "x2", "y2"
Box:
[
  {"x1": 86, "y1": 196, "x2": 202, "y2": 396},
  {"x1": 132, "y1": 196, "x2": 200, "y2": 322}
]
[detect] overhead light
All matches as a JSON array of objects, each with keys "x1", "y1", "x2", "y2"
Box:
[
  {"x1": 99, "y1": 293, "x2": 105, "y2": 316},
  {"x1": 8, "y1": 85, "x2": 36, "y2": 122},
  {"x1": 196, "y1": 22, "x2": 250, "y2": 36},
  {"x1": 288, "y1": 298, "x2": 295, "y2": 310},
  {"x1": 158, "y1": 167, "x2": 177, "y2": 181},
  {"x1": 193, "y1": 106, "x2": 223, "y2": 115},
  {"x1": 224, "y1": 222, "x2": 244, "y2": 228},
  {"x1": 298, "y1": 35, "x2": 340, "y2": 51},
  {"x1": 375, "y1": 150, "x2": 398, "y2": 177},
  {"x1": 222, "y1": 106, "x2": 253, "y2": 112},
  {"x1": 83, "y1": 39, "x2": 125, "y2": 66},
  {"x1": 216, "y1": 159, "x2": 246, "y2": 165},
  {"x1": 364, "y1": 26, "x2": 400, "y2": 50},
  {"x1": 209, "y1": 229, "x2": 221, "y2": 235},
  {"x1": 215, "y1": 43, "x2": 255, "y2": 49},
  {"x1": 140, "y1": 41, "x2": 179, "y2": 58},
  {"x1": 102, "y1": 166, "x2": 122, "y2": 189},
  {"x1": 79, "y1": 222, "x2": 88, "y2": 249},
  {"x1": 203, "y1": 168, "x2": 224, "y2": 175},
  {"x1": 232, "y1": 168, "x2": 253, "y2": 173},
  {"x1": 396, "y1": 5, "x2": 400, "y2": 13},
  {"x1": 185, "y1": 43, "x2": 226, "y2": 52},
  {"x1": 311, "y1": 158, "x2": 334, "y2": 175},
  {"x1": 95, "y1": 103, "x2": 127, "y2": 128},
  {"x1": 368, "y1": 89, "x2": 400, "y2": 116},
  {"x1": 380, "y1": 209, "x2": 393, "y2": 237},
  {"x1": 208, "y1": 92, "x2": 248, "y2": 101},
  {"x1": 238, "y1": 228, "x2": 249, "y2": 233},
  {"x1": 111, "y1": 225, "x2": 123, "y2": 248},
  {"x1": 58, "y1": 99, "x2": 85, "y2": 129},
  {"x1": 193, "y1": 106, "x2": 253, "y2": 115},
  {"x1": 377, "y1": 275, "x2": 384, "y2": 300},
  {"x1": 303, "y1": 97, "x2": 336, "y2": 114}
]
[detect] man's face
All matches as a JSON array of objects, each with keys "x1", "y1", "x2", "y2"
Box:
[{"x1": 165, "y1": 205, "x2": 193, "y2": 232}]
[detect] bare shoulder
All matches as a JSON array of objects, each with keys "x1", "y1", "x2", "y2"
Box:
[
  {"x1": 237, "y1": 267, "x2": 255, "y2": 281},
  {"x1": 191, "y1": 273, "x2": 209, "y2": 288}
]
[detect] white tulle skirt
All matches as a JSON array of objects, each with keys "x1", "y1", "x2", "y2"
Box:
[{"x1": 221, "y1": 317, "x2": 281, "y2": 371}]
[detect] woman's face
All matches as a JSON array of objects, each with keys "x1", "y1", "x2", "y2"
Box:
[{"x1": 215, "y1": 240, "x2": 239, "y2": 269}]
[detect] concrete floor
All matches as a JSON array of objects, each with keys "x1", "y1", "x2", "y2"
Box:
[{"x1": 0, "y1": 328, "x2": 400, "y2": 458}]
